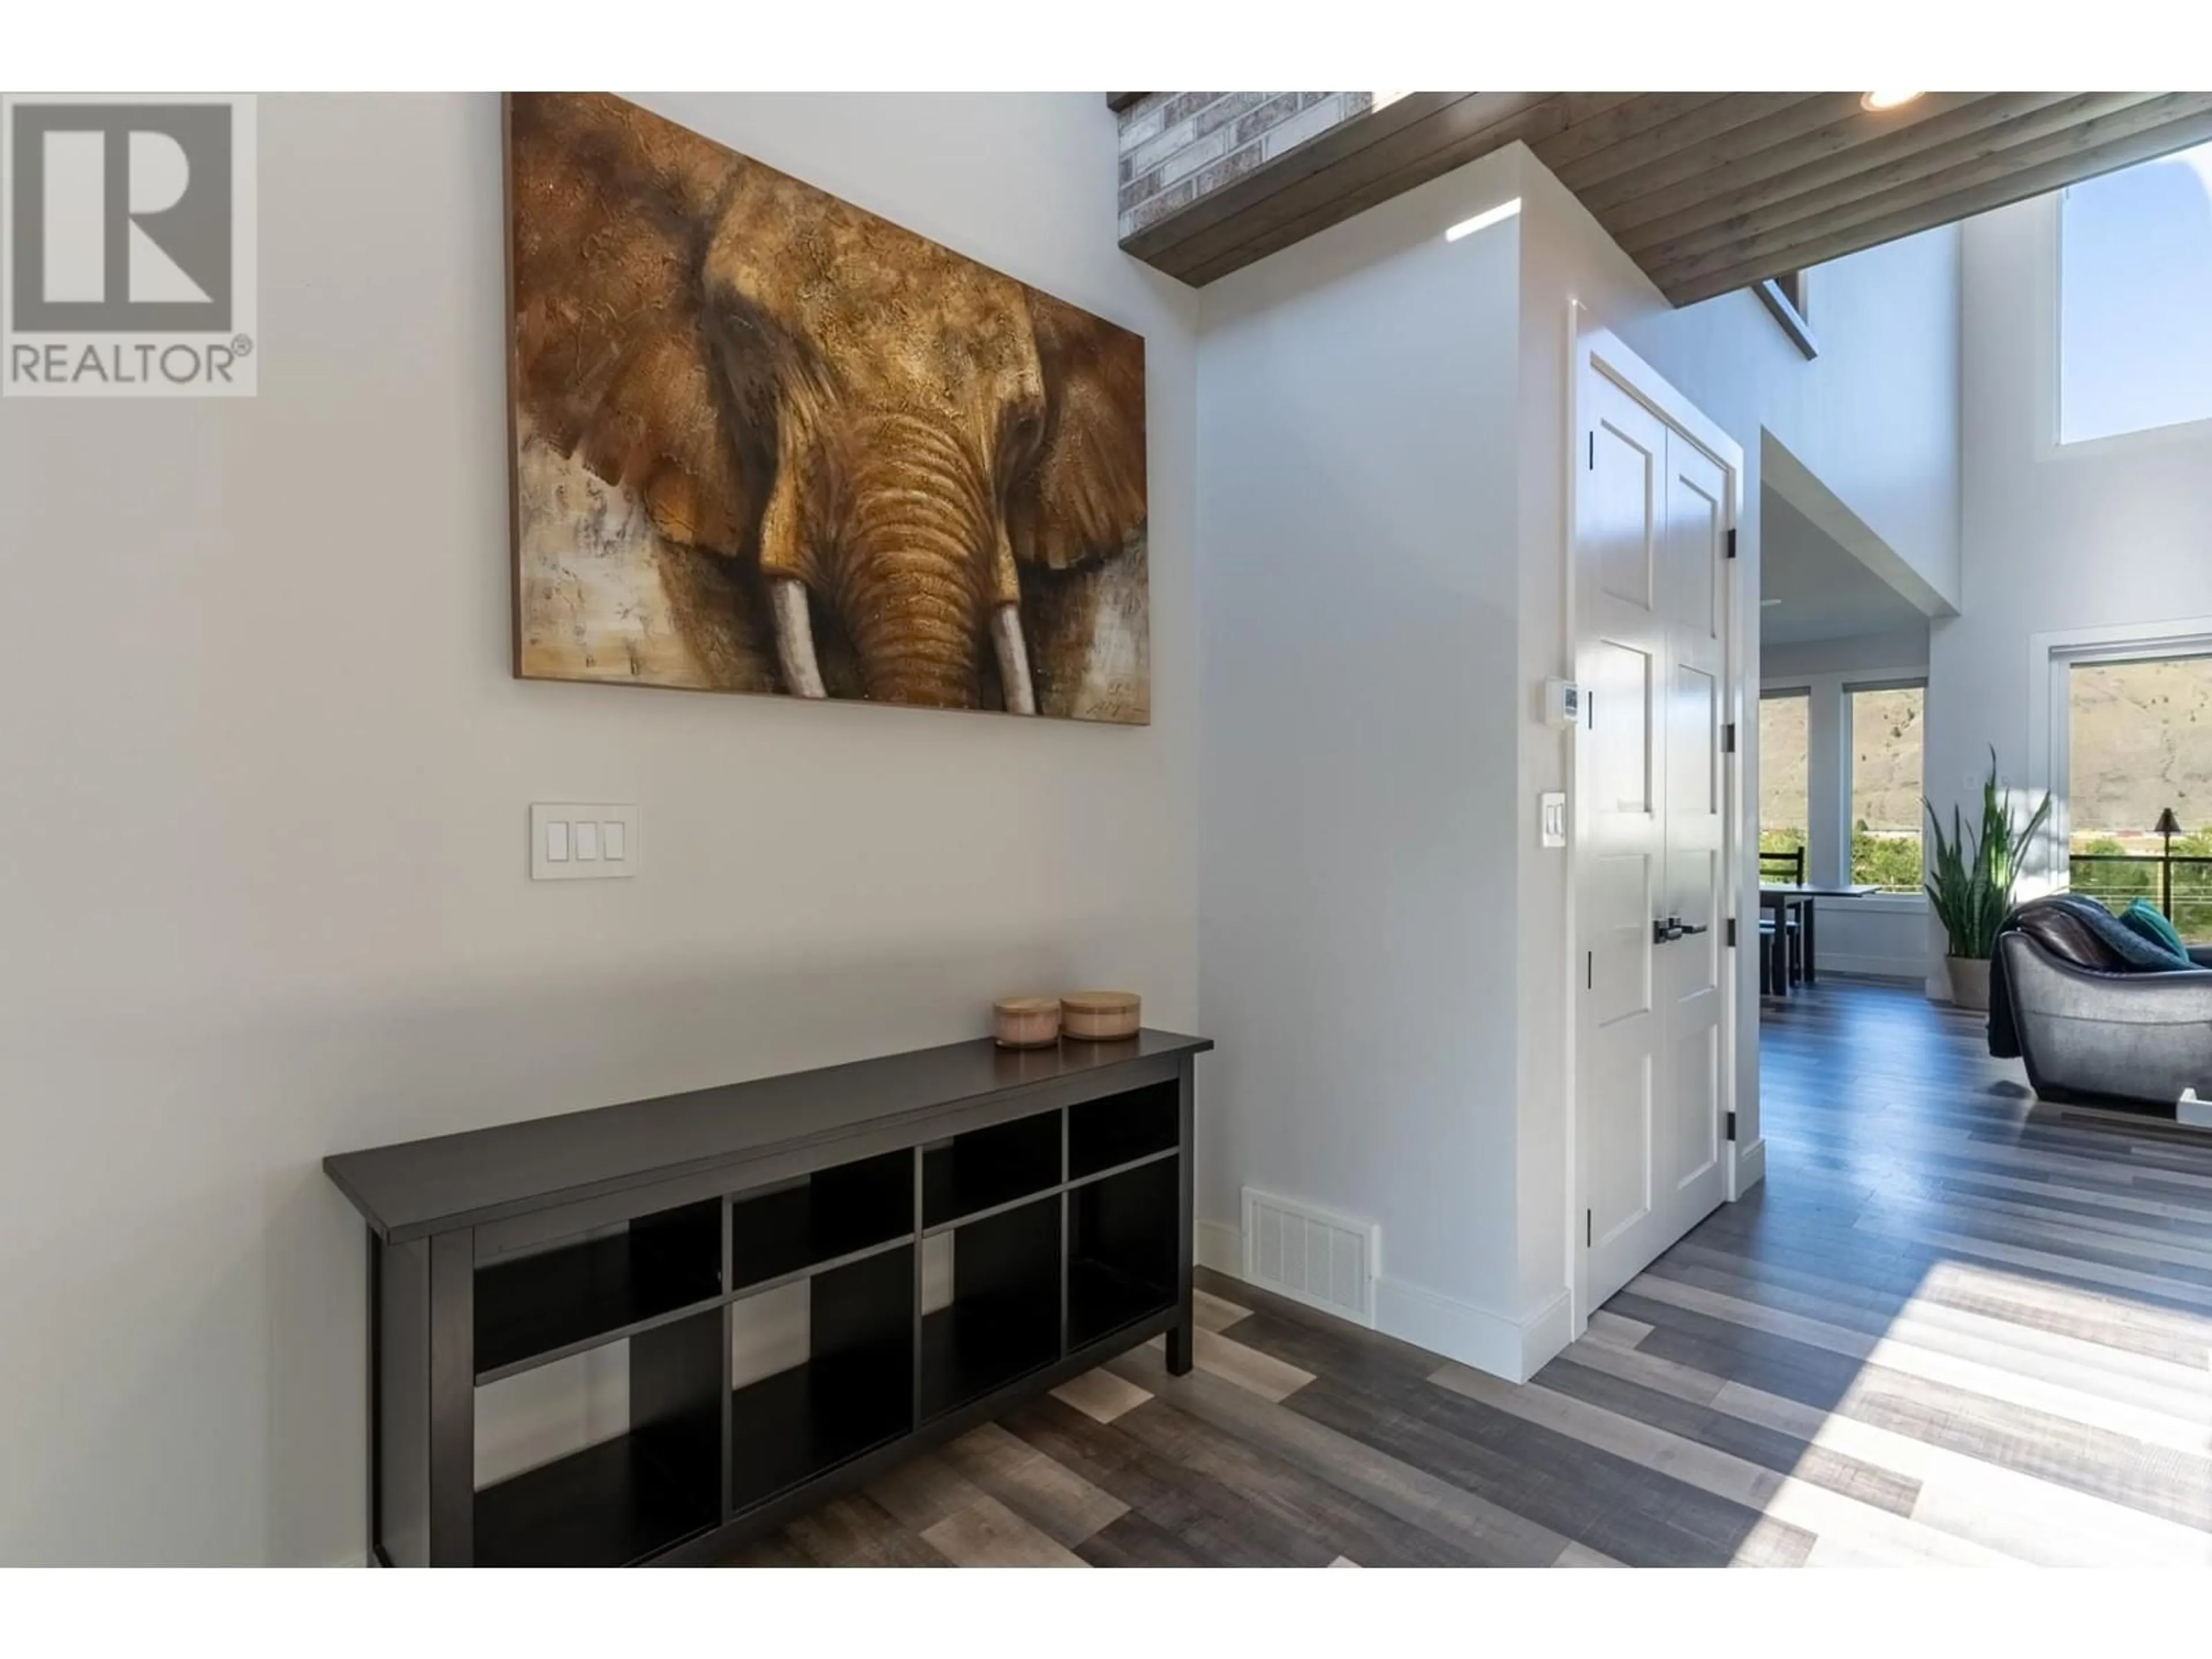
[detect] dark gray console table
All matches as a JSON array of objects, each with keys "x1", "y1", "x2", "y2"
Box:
[{"x1": 325, "y1": 1028, "x2": 1212, "y2": 1566}]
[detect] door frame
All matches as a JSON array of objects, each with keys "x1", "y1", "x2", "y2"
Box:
[{"x1": 1565, "y1": 323, "x2": 1748, "y2": 1340}]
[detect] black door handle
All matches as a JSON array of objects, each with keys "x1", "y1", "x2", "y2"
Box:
[
  {"x1": 1677, "y1": 921, "x2": 1710, "y2": 937},
  {"x1": 1653, "y1": 918, "x2": 1683, "y2": 944}
]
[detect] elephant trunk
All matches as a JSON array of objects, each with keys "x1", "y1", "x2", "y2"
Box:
[{"x1": 835, "y1": 414, "x2": 998, "y2": 709}]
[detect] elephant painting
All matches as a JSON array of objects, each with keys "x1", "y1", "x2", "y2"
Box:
[{"x1": 506, "y1": 92, "x2": 1150, "y2": 723}]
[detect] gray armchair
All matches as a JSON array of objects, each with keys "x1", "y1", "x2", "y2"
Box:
[{"x1": 1994, "y1": 899, "x2": 2212, "y2": 1108}]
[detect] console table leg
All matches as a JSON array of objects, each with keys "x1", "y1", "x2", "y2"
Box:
[
  {"x1": 365, "y1": 1229, "x2": 381, "y2": 1563},
  {"x1": 427, "y1": 1230, "x2": 476, "y2": 1566},
  {"x1": 1170, "y1": 1058, "x2": 1196, "y2": 1377}
]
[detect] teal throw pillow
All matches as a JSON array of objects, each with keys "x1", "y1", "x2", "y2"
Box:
[{"x1": 2120, "y1": 898, "x2": 2190, "y2": 961}]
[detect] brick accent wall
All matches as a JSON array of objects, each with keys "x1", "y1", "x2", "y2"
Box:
[{"x1": 1117, "y1": 92, "x2": 1382, "y2": 241}]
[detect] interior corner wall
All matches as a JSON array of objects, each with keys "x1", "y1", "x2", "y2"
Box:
[
  {"x1": 1192, "y1": 141, "x2": 1964, "y2": 1384},
  {"x1": 1934, "y1": 194, "x2": 2212, "y2": 892},
  {"x1": 1195, "y1": 153, "x2": 1533, "y2": 1372},
  {"x1": 0, "y1": 92, "x2": 1199, "y2": 1566},
  {"x1": 1506, "y1": 145, "x2": 1964, "y2": 1344}
]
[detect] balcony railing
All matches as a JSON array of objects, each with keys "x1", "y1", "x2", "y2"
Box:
[{"x1": 2067, "y1": 853, "x2": 2212, "y2": 944}]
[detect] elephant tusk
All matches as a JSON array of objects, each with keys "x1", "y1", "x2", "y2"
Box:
[
  {"x1": 991, "y1": 603, "x2": 1037, "y2": 715},
  {"x1": 771, "y1": 577, "x2": 827, "y2": 699}
]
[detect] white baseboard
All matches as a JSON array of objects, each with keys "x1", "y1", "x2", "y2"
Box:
[
  {"x1": 1195, "y1": 1217, "x2": 1241, "y2": 1277},
  {"x1": 1731, "y1": 1135, "x2": 1767, "y2": 1196},
  {"x1": 1816, "y1": 953, "x2": 1930, "y2": 980},
  {"x1": 1515, "y1": 1288, "x2": 1575, "y2": 1379},
  {"x1": 1373, "y1": 1277, "x2": 1571, "y2": 1383},
  {"x1": 1202, "y1": 1217, "x2": 1562, "y2": 1383}
]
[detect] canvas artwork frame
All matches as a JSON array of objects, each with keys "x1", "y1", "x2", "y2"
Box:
[{"x1": 504, "y1": 92, "x2": 1151, "y2": 725}]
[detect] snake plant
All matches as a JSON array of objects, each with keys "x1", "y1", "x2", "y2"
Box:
[{"x1": 1923, "y1": 748, "x2": 2054, "y2": 960}]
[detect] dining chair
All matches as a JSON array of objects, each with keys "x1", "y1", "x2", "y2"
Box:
[{"x1": 1758, "y1": 847, "x2": 1806, "y2": 990}]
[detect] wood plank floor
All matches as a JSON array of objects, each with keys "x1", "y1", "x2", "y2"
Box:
[{"x1": 724, "y1": 981, "x2": 2212, "y2": 1566}]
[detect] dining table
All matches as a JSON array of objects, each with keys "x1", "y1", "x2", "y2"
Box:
[{"x1": 1758, "y1": 880, "x2": 1882, "y2": 993}]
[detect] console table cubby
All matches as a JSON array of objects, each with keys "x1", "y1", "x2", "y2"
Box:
[{"x1": 324, "y1": 1028, "x2": 1211, "y2": 1567}]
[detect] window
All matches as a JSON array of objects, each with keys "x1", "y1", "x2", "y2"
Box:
[
  {"x1": 1759, "y1": 691, "x2": 1810, "y2": 869},
  {"x1": 2066, "y1": 653, "x2": 2212, "y2": 940},
  {"x1": 1848, "y1": 683, "x2": 1924, "y2": 892},
  {"x1": 2059, "y1": 138, "x2": 2212, "y2": 445}
]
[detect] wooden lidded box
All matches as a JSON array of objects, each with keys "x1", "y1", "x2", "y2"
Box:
[
  {"x1": 1061, "y1": 990, "x2": 1141, "y2": 1041},
  {"x1": 993, "y1": 996, "x2": 1062, "y2": 1048}
]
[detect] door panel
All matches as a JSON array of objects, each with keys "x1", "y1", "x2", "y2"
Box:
[
  {"x1": 1590, "y1": 1054, "x2": 1653, "y2": 1249},
  {"x1": 1589, "y1": 853, "x2": 1652, "y2": 1028},
  {"x1": 1589, "y1": 639, "x2": 1651, "y2": 813},
  {"x1": 1662, "y1": 450, "x2": 1725, "y2": 643},
  {"x1": 1672, "y1": 1023, "x2": 1719, "y2": 1190},
  {"x1": 1592, "y1": 417, "x2": 1659, "y2": 609},
  {"x1": 1668, "y1": 662, "x2": 1716, "y2": 816},
  {"x1": 1577, "y1": 365, "x2": 1732, "y2": 1312},
  {"x1": 1665, "y1": 661, "x2": 1719, "y2": 928},
  {"x1": 1672, "y1": 850, "x2": 1721, "y2": 994}
]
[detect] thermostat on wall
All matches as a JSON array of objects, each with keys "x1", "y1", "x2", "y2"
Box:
[{"x1": 1544, "y1": 678, "x2": 1584, "y2": 728}]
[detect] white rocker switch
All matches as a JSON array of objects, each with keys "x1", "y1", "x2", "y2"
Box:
[
  {"x1": 1540, "y1": 791, "x2": 1568, "y2": 850},
  {"x1": 532, "y1": 804, "x2": 639, "y2": 881}
]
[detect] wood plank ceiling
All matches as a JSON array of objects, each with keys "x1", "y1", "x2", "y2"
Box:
[{"x1": 1121, "y1": 92, "x2": 2212, "y2": 304}]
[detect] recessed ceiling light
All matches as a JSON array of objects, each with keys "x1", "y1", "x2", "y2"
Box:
[{"x1": 1861, "y1": 91, "x2": 1925, "y2": 112}]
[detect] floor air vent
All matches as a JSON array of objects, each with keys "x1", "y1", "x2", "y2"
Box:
[{"x1": 1241, "y1": 1188, "x2": 1377, "y2": 1326}]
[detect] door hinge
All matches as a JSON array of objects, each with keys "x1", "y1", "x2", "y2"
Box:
[
  {"x1": 1723, "y1": 721, "x2": 1737, "y2": 753},
  {"x1": 1725, "y1": 527, "x2": 1738, "y2": 559},
  {"x1": 1585, "y1": 951, "x2": 1593, "y2": 990},
  {"x1": 1588, "y1": 431, "x2": 1596, "y2": 470},
  {"x1": 1726, "y1": 1111, "x2": 1738, "y2": 1142},
  {"x1": 1585, "y1": 1209, "x2": 1593, "y2": 1247},
  {"x1": 1725, "y1": 917, "x2": 1737, "y2": 948}
]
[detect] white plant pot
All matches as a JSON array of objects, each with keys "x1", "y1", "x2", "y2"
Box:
[{"x1": 1947, "y1": 955, "x2": 1991, "y2": 1013}]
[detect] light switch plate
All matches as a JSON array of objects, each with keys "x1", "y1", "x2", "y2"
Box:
[
  {"x1": 531, "y1": 803, "x2": 639, "y2": 881},
  {"x1": 1540, "y1": 790, "x2": 1568, "y2": 849}
]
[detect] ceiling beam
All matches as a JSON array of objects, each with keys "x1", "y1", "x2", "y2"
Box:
[
  {"x1": 1657, "y1": 96, "x2": 2212, "y2": 303},
  {"x1": 1112, "y1": 90, "x2": 2212, "y2": 308},
  {"x1": 1124, "y1": 93, "x2": 1524, "y2": 279},
  {"x1": 1608, "y1": 92, "x2": 2099, "y2": 253}
]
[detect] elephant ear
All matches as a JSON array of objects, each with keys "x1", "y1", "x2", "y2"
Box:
[
  {"x1": 508, "y1": 92, "x2": 764, "y2": 554},
  {"x1": 1009, "y1": 292, "x2": 1147, "y2": 571}
]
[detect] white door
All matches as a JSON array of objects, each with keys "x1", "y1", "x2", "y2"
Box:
[{"x1": 1576, "y1": 365, "x2": 1732, "y2": 1312}]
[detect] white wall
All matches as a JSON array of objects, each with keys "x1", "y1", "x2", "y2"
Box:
[
  {"x1": 1505, "y1": 149, "x2": 1961, "y2": 1360},
  {"x1": 1195, "y1": 154, "x2": 1529, "y2": 1370},
  {"x1": 1933, "y1": 192, "x2": 2212, "y2": 917},
  {"x1": 1614, "y1": 217, "x2": 1965, "y2": 615},
  {"x1": 1762, "y1": 627, "x2": 1931, "y2": 681},
  {"x1": 0, "y1": 92, "x2": 1200, "y2": 1566},
  {"x1": 1195, "y1": 144, "x2": 1963, "y2": 1382}
]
